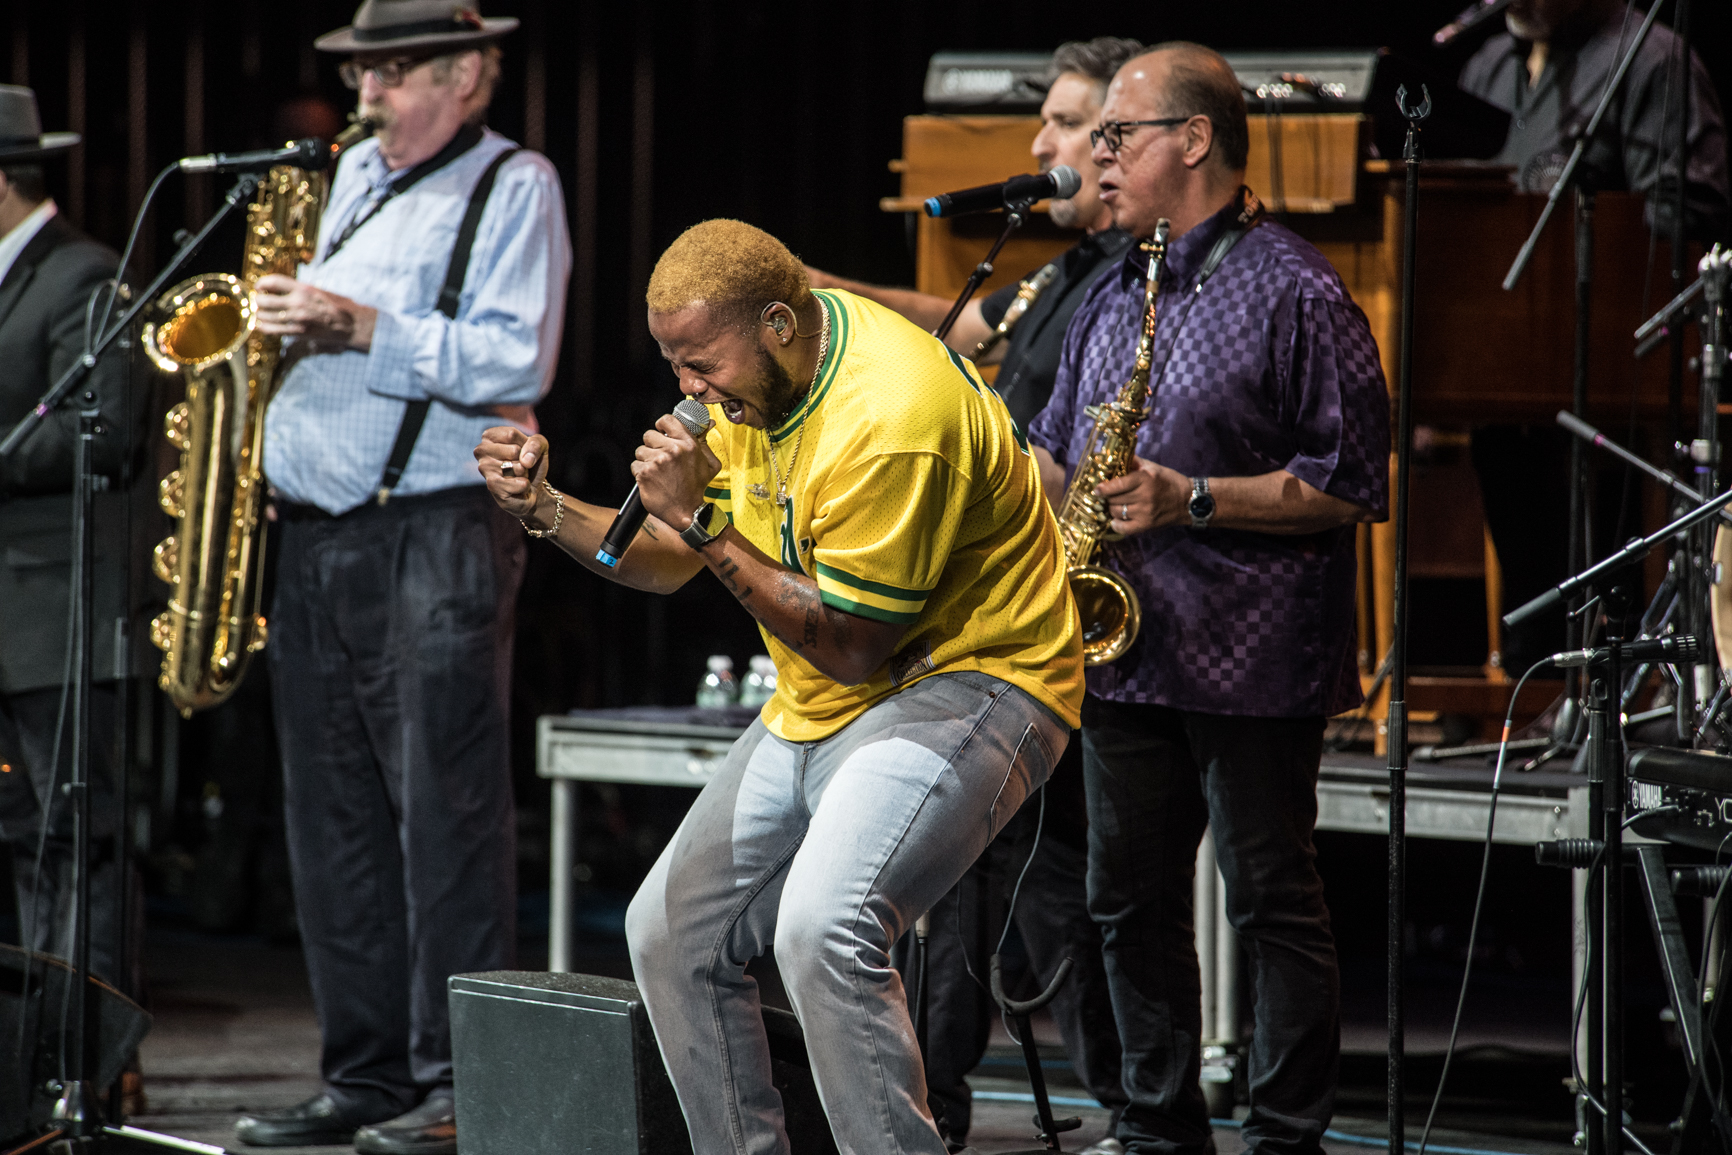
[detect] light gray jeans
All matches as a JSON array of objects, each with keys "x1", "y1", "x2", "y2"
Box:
[{"x1": 626, "y1": 671, "x2": 1068, "y2": 1155}]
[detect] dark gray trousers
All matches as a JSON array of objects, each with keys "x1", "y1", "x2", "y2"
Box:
[
  {"x1": 1082, "y1": 696, "x2": 1338, "y2": 1155},
  {"x1": 0, "y1": 683, "x2": 131, "y2": 991},
  {"x1": 269, "y1": 487, "x2": 522, "y2": 1118}
]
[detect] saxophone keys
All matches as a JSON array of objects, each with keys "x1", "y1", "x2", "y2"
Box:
[
  {"x1": 249, "y1": 616, "x2": 269, "y2": 653},
  {"x1": 152, "y1": 536, "x2": 179, "y2": 584},
  {"x1": 159, "y1": 470, "x2": 187, "y2": 519},
  {"x1": 149, "y1": 611, "x2": 175, "y2": 652},
  {"x1": 164, "y1": 402, "x2": 191, "y2": 449}
]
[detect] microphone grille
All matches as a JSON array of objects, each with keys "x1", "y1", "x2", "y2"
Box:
[
  {"x1": 299, "y1": 137, "x2": 333, "y2": 171},
  {"x1": 1049, "y1": 165, "x2": 1082, "y2": 200},
  {"x1": 673, "y1": 398, "x2": 715, "y2": 436},
  {"x1": 1676, "y1": 635, "x2": 1704, "y2": 662}
]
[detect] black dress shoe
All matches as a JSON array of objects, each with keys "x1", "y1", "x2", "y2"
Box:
[
  {"x1": 234, "y1": 1093, "x2": 369, "y2": 1147},
  {"x1": 353, "y1": 1090, "x2": 457, "y2": 1155}
]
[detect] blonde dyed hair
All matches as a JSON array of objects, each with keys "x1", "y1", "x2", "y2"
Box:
[{"x1": 647, "y1": 219, "x2": 812, "y2": 330}]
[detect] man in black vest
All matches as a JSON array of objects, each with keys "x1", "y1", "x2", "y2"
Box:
[
  {"x1": 806, "y1": 38, "x2": 1142, "y2": 1150},
  {"x1": 0, "y1": 86, "x2": 141, "y2": 1003},
  {"x1": 232, "y1": 3, "x2": 570, "y2": 1152}
]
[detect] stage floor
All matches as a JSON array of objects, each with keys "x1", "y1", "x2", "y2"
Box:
[{"x1": 129, "y1": 931, "x2": 1586, "y2": 1155}]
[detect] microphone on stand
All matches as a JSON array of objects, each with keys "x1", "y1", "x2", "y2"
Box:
[
  {"x1": 1433, "y1": 0, "x2": 1512, "y2": 46},
  {"x1": 178, "y1": 138, "x2": 329, "y2": 174},
  {"x1": 924, "y1": 166, "x2": 1081, "y2": 218},
  {"x1": 595, "y1": 398, "x2": 717, "y2": 568},
  {"x1": 1548, "y1": 635, "x2": 1704, "y2": 668}
]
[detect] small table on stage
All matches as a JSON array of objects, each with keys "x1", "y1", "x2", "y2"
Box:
[{"x1": 536, "y1": 708, "x2": 1582, "y2": 976}]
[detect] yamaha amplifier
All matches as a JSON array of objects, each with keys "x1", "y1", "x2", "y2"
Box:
[{"x1": 450, "y1": 971, "x2": 837, "y2": 1155}]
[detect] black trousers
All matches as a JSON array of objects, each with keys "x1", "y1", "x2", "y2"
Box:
[
  {"x1": 1082, "y1": 696, "x2": 1338, "y2": 1155},
  {"x1": 0, "y1": 683, "x2": 134, "y2": 992},
  {"x1": 922, "y1": 738, "x2": 1126, "y2": 1140},
  {"x1": 1471, "y1": 425, "x2": 1571, "y2": 674},
  {"x1": 270, "y1": 487, "x2": 523, "y2": 1119}
]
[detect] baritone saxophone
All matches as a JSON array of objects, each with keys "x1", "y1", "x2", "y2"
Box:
[
  {"x1": 1055, "y1": 218, "x2": 1169, "y2": 666},
  {"x1": 141, "y1": 120, "x2": 371, "y2": 715}
]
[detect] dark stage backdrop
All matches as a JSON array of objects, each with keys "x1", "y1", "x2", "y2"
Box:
[{"x1": 7, "y1": 0, "x2": 1729, "y2": 736}]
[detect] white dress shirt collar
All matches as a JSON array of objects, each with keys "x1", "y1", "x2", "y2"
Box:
[{"x1": 0, "y1": 198, "x2": 59, "y2": 288}]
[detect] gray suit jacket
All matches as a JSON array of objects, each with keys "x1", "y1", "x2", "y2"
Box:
[{"x1": 0, "y1": 214, "x2": 142, "y2": 694}]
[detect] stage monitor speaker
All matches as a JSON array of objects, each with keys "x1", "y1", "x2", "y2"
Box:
[
  {"x1": 0, "y1": 944, "x2": 152, "y2": 1146},
  {"x1": 450, "y1": 971, "x2": 838, "y2": 1155}
]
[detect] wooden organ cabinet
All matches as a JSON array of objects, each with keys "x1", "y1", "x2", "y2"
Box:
[{"x1": 885, "y1": 113, "x2": 1687, "y2": 744}]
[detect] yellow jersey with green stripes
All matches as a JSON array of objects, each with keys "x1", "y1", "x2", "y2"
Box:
[{"x1": 701, "y1": 289, "x2": 1084, "y2": 742}]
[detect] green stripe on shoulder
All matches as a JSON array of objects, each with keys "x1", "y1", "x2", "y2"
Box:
[
  {"x1": 819, "y1": 590, "x2": 921, "y2": 624},
  {"x1": 704, "y1": 485, "x2": 730, "y2": 501},
  {"x1": 945, "y1": 347, "x2": 982, "y2": 393}
]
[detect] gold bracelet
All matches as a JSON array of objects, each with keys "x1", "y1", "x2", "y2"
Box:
[{"x1": 521, "y1": 479, "x2": 566, "y2": 538}]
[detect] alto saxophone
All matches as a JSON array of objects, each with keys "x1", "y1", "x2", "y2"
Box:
[
  {"x1": 1055, "y1": 218, "x2": 1170, "y2": 666},
  {"x1": 142, "y1": 120, "x2": 371, "y2": 716},
  {"x1": 972, "y1": 261, "x2": 1059, "y2": 360}
]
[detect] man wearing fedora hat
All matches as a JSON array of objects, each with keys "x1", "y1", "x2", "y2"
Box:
[
  {"x1": 0, "y1": 86, "x2": 145, "y2": 1011},
  {"x1": 231, "y1": 4, "x2": 570, "y2": 1153}
]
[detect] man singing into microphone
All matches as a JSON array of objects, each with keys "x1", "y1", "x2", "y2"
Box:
[{"x1": 477, "y1": 218, "x2": 1083, "y2": 1155}]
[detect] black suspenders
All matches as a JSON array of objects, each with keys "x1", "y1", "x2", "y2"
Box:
[{"x1": 373, "y1": 144, "x2": 522, "y2": 505}]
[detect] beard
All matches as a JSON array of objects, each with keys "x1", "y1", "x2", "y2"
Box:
[
  {"x1": 1049, "y1": 196, "x2": 1080, "y2": 229},
  {"x1": 1505, "y1": 0, "x2": 1583, "y2": 41},
  {"x1": 757, "y1": 347, "x2": 805, "y2": 427}
]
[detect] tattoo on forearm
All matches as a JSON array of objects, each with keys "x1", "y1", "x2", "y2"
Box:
[
  {"x1": 711, "y1": 551, "x2": 852, "y2": 660},
  {"x1": 639, "y1": 521, "x2": 658, "y2": 540},
  {"x1": 714, "y1": 556, "x2": 754, "y2": 605}
]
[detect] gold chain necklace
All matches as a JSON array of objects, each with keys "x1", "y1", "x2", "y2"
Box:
[{"x1": 764, "y1": 300, "x2": 830, "y2": 508}]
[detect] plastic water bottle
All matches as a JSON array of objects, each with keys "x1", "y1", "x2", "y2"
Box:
[
  {"x1": 696, "y1": 655, "x2": 738, "y2": 707},
  {"x1": 739, "y1": 655, "x2": 777, "y2": 707}
]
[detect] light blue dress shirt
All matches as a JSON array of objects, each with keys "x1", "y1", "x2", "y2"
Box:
[{"x1": 264, "y1": 128, "x2": 572, "y2": 515}]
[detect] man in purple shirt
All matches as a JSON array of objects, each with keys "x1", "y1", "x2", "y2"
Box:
[{"x1": 1028, "y1": 42, "x2": 1390, "y2": 1155}]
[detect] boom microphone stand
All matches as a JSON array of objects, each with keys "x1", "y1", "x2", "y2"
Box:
[
  {"x1": 932, "y1": 197, "x2": 1037, "y2": 342},
  {"x1": 0, "y1": 169, "x2": 266, "y2": 1155},
  {"x1": 907, "y1": 194, "x2": 1033, "y2": 1074},
  {"x1": 1387, "y1": 83, "x2": 1430, "y2": 1155}
]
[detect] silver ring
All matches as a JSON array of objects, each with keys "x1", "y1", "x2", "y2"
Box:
[
  {"x1": 1120, "y1": 505, "x2": 1129, "y2": 520},
  {"x1": 502, "y1": 462, "x2": 515, "y2": 476}
]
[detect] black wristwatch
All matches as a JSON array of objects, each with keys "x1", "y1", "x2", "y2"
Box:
[
  {"x1": 680, "y1": 502, "x2": 728, "y2": 550},
  {"x1": 1188, "y1": 477, "x2": 1215, "y2": 530}
]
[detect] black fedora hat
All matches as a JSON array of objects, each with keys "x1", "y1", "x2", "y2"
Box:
[
  {"x1": 314, "y1": 1, "x2": 517, "y2": 55},
  {"x1": 0, "y1": 86, "x2": 80, "y2": 162}
]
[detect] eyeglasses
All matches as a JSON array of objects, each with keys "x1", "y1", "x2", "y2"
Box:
[
  {"x1": 337, "y1": 54, "x2": 437, "y2": 90},
  {"x1": 1089, "y1": 117, "x2": 1193, "y2": 154}
]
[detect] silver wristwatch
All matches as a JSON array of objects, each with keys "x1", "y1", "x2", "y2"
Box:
[
  {"x1": 1188, "y1": 477, "x2": 1215, "y2": 530},
  {"x1": 680, "y1": 502, "x2": 727, "y2": 550}
]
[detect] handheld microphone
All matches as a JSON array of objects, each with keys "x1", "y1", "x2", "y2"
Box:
[
  {"x1": 1433, "y1": 0, "x2": 1512, "y2": 46},
  {"x1": 595, "y1": 398, "x2": 716, "y2": 569},
  {"x1": 1548, "y1": 634, "x2": 1704, "y2": 668},
  {"x1": 924, "y1": 166, "x2": 1081, "y2": 218},
  {"x1": 178, "y1": 138, "x2": 329, "y2": 175}
]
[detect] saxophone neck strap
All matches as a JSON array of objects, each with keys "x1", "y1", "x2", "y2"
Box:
[
  {"x1": 375, "y1": 142, "x2": 522, "y2": 504},
  {"x1": 1192, "y1": 185, "x2": 1266, "y2": 291},
  {"x1": 326, "y1": 122, "x2": 486, "y2": 261}
]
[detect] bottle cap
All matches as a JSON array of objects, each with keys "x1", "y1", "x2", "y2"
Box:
[
  {"x1": 749, "y1": 655, "x2": 776, "y2": 675},
  {"x1": 706, "y1": 655, "x2": 734, "y2": 672}
]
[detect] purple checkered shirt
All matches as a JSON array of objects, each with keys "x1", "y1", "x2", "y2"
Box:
[{"x1": 1029, "y1": 196, "x2": 1390, "y2": 717}]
